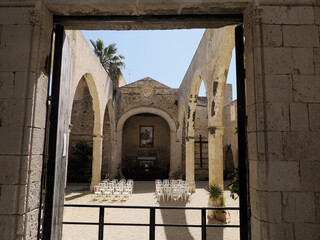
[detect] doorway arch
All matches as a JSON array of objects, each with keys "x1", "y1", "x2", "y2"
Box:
[{"x1": 115, "y1": 107, "x2": 179, "y2": 178}]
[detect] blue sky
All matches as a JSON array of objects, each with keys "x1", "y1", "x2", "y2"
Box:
[{"x1": 82, "y1": 30, "x2": 236, "y2": 99}]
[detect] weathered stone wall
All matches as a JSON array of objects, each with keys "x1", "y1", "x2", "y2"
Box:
[
  {"x1": 69, "y1": 78, "x2": 94, "y2": 149},
  {"x1": 194, "y1": 97, "x2": 209, "y2": 180},
  {"x1": 244, "y1": 3, "x2": 320, "y2": 239},
  {"x1": 223, "y1": 100, "x2": 238, "y2": 170},
  {"x1": 117, "y1": 77, "x2": 179, "y2": 125},
  {"x1": 0, "y1": 3, "x2": 53, "y2": 239}
]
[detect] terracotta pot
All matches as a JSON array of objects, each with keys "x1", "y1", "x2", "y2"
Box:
[{"x1": 215, "y1": 211, "x2": 227, "y2": 222}]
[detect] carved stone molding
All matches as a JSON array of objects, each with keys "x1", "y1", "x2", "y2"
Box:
[
  {"x1": 30, "y1": 9, "x2": 42, "y2": 26},
  {"x1": 244, "y1": 5, "x2": 262, "y2": 29}
]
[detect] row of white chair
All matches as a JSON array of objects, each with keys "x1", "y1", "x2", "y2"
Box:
[
  {"x1": 155, "y1": 179, "x2": 192, "y2": 202},
  {"x1": 94, "y1": 179, "x2": 134, "y2": 201}
]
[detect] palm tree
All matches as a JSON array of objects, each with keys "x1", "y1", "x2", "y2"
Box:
[{"x1": 90, "y1": 39, "x2": 125, "y2": 86}]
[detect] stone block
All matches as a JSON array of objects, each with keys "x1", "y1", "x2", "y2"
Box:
[
  {"x1": 283, "y1": 26, "x2": 319, "y2": 47},
  {"x1": 315, "y1": 7, "x2": 320, "y2": 25},
  {"x1": 251, "y1": 189, "x2": 282, "y2": 222},
  {"x1": 309, "y1": 104, "x2": 320, "y2": 130},
  {"x1": 267, "y1": 132, "x2": 283, "y2": 161},
  {"x1": 27, "y1": 181, "x2": 41, "y2": 212},
  {"x1": 0, "y1": 7, "x2": 33, "y2": 25},
  {"x1": 13, "y1": 72, "x2": 36, "y2": 100},
  {"x1": 0, "y1": 127, "x2": 24, "y2": 155},
  {"x1": 315, "y1": 48, "x2": 320, "y2": 74},
  {"x1": 261, "y1": 6, "x2": 314, "y2": 25},
  {"x1": 293, "y1": 75, "x2": 320, "y2": 103},
  {"x1": 250, "y1": 160, "x2": 267, "y2": 191},
  {"x1": 284, "y1": 132, "x2": 320, "y2": 161},
  {"x1": 0, "y1": 156, "x2": 28, "y2": 185},
  {"x1": 316, "y1": 193, "x2": 320, "y2": 222},
  {"x1": 293, "y1": 48, "x2": 314, "y2": 74},
  {"x1": 0, "y1": 98, "x2": 33, "y2": 127},
  {"x1": 26, "y1": 208, "x2": 39, "y2": 240},
  {"x1": 247, "y1": 132, "x2": 258, "y2": 160},
  {"x1": 0, "y1": 72, "x2": 14, "y2": 98},
  {"x1": 301, "y1": 162, "x2": 320, "y2": 191},
  {"x1": 290, "y1": 103, "x2": 309, "y2": 131},
  {"x1": 31, "y1": 128, "x2": 45, "y2": 155},
  {"x1": 255, "y1": 103, "x2": 265, "y2": 132},
  {"x1": 33, "y1": 73, "x2": 49, "y2": 129},
  {"x1": 246, "y1": 104, "x2": 256, "y2": 132},
  {"x1": 0, "y1": 184, "x2": 18, "y2": 214},
  {"x1": 29, "y1": 155, "x2": 43, "y2": 183},
  {"x1": 295, "y1": 223, "x2": 320, "y2": 240},
  {"x1": 268, "y1": 222, "x2": 294, "y2": 240},
  {"x1": 261, "y1": 24, "x2": 282, "y2": 47},
  {"x1": 282, "y1": 192, "x2": 315, "y2": 222},
  {"x1": 265, "y1": 103, "x2": 289, "y2": 131},
  {"x1": 0, "y1": 215, "x2": 15, "y2": 239},
  {"x1": 0, "y1": 25, "x2": 34, "y2": 72},
  {"x1": 264, "y1": 47, "x2": 293, "y2": 74},
  {"x1": 268, "y1": 161, "x2": 300, "y2": 191},
  {"x1": 265, "y1": 75, "x2": 293, "y2": 103}
]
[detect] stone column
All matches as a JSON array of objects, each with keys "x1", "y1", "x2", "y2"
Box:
[
  {"x1": 112, "y1": 130, "x2": 122, "y2": 178},
  {"x1": 185, "y1": 137, "x2": 195, "y2": 191},
  {"x1": 90, "y1": 135, "x2": 103, "y2": 191},
  {"x1": 208, "y1": 126, "x2": 224, "y2": 188},
  {"x1": 169, "y1": 131, "x2": 181, "y2": 177}
]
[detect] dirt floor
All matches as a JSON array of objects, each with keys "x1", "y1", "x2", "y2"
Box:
[{"x1": 62, "y1": 181, "x2": 240, "y2": 240}]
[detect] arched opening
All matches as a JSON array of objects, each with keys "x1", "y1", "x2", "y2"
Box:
[
  {"x1": 67, "y1": 77, "x2": 94, "y2": 183},
  {"x1": 194, "y1": 80, "x2": 209, "y2": 181},
  {"x1": 102, "y1": 99, "x2": 116, "y2": 179},
  {"x1": 102, "y1": 103, "x2": 111, "y2": 179},
  {"x1": 121, "y1": 113, "x2": 170, "y2": 180}
]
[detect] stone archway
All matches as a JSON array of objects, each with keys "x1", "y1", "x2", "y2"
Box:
[
  {"x1": 67, "y1": 77, "x2": 94, "y2": 184},
  {"x1": 68, "y1": 73, "x2": 103, "y2": 190},
  {"x1": 102, "y1": 99, "x2": 116, "y2": 179},
  {"x1": 121, "y1": 113, "x2": 171, "y2": 180},
  {"x1": 115, "y1": 106, "x2": 180, "y2": 179}
]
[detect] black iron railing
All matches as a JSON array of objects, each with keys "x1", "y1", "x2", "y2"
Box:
[{"x1": 63, "y1": 204, "x2": 240, "y2": 240}]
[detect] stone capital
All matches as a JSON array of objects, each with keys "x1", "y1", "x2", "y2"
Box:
[
  {"x1": 244, "y1": 4, "x2": 263, "y2": 29},
  {"x1": 207, "y1": 126, "x2": 224, "y2": 135}
]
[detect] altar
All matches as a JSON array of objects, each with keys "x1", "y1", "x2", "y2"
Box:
[{"x1": 137, "y1": 156, "x2": 156, "y2": 168}]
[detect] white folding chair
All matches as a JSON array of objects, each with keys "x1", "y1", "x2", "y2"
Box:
[{"x1": 93, "y1": 186, "x2": 103, "y2": 200}]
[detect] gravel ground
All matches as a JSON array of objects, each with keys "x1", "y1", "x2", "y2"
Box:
[{"x1": 63, "y1": 181, "x2": 240, "y2": 240}]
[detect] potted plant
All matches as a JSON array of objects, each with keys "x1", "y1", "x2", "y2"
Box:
[
  {"x1": 206, "y1": 184, "x2": 226, "y2": 222},
  {"x1": 215, "y1": 196, "x2": 227, "y2": 222}
]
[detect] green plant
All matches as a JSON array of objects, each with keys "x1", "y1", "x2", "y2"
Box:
[
  {"x1": 219, "y1": 196, "x2": 226, "y2": 207},
  {"x1": 227, "y1": 169, "x2": 239, "y2": 200},
  {"x1": 205, "y1": 184, "x2": 223, "y2": 200},
  {"x1": 67, "y1": 141, "x2": 92, "y2": 183}
]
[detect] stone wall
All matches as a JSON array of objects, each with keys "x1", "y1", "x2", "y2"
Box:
[
  {"x1": 223, "y1": 100, "x2": 238, "y2": 170},
  {"x1": 194, "y1": 97, "x2": 209, "y2": 180},
  {"x1": 0, "y1": 4, "x2": 52, "y2": 239},
  {"x1": 117, "y1": 77, "x2": 179, "y2": 125},
  {"x1": 244, "y1": 3, "x2": 320, "y2": 239}
]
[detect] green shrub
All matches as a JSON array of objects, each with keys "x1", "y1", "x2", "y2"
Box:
[{"x1": 67, "y1": 141, "x2": 92, "y2": 183}]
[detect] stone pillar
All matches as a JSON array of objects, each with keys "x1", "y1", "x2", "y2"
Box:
[
  {"x1": 169, "y1": 131, "x2": 181, "y2": 177},
  {"x1": 208, "y1": 126, "x2": 224, "y2": 189},
  {"x1": 90, "y1": 135, "x2": 103, "y2": 191},
  {"x1": 244, "y1": 3, "x2": 320, "y2": 239},
  {"x1": 112, "y1": 130, "x2": 122, "y2": 178},
  {"x1": 185, "y1": 137, "x2": 195, "y2": 191}
]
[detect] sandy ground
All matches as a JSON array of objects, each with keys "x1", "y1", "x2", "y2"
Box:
[{"x1": 62, "y1": 181, "x2": 240, "y2": 240}]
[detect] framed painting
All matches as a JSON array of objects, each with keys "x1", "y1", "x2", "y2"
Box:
[{"x1": 139, "y1": 126, "x2": 154, "y2": 147}]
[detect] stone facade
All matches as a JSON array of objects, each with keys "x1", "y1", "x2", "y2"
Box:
[{"x1": 0, "y1": 1, "x2": 319, "y2": 239}]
